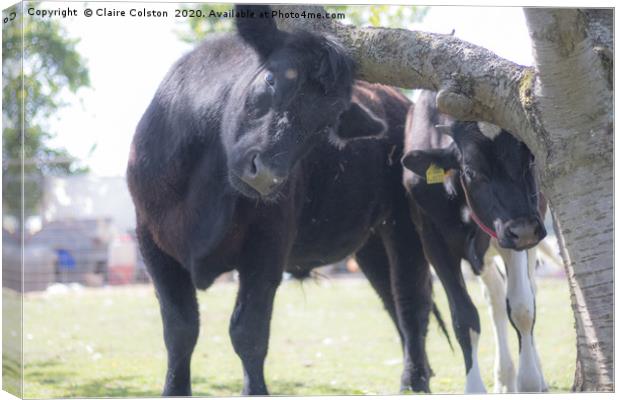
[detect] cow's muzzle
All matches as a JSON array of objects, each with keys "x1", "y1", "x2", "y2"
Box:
[
  {"x1": 496, "y1": 216, "x2": 547, "y2": 250},
  {"x1": 239, "y1": 153, "x2": 286, "y2": 197}
]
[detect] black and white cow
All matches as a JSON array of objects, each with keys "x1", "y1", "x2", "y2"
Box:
[
  {"x1": 402, "y1": 90, "x2": 548, "y2": 392},
  {"x1": 128, "y1": 5, "x2": 437, "y2": 395}
]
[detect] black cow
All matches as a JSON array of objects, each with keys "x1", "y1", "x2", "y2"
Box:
[
  {"x1": 401, "y1": 90, "x2": 548, "y2": 392},
  {"x1": 128, "y1": 5, "x2": 434, "y2": 395}
]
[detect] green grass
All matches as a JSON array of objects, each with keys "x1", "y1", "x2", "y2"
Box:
[
  {"x1": 21, "y1": 276, "x2": 575, "y2": 397},
  {"x1": 3, "y1": 288, "x2": 23, "y2": 397}
]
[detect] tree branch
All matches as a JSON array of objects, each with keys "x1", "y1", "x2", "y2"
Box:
[
  {"x1": 524, "y1": 8, "x2": 612, "y2": 173},
  {"x1": 584, "y1": 8, "x2": 614, "y2": 88},
  {"x1": 272, "y1": 5, "x2": 542, "y2": 156}
]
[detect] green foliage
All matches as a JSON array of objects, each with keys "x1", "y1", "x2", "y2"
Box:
[
  {"x1": 176, "y1": 4, "x2": 428, "y2": 43},
  {"x1": 176, "y1": 4, "x2": 236, "y2": 43},
  {"x1": 2, "y1": 3, "x2": 90, "y2": 223},
  {"x1": 326, "y1": 5, "x2": 428, "y2": 29}
]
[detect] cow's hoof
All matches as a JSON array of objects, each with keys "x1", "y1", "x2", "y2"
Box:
[
  {"x1": 517, "y1": 369, "x2": 544, "y2": 392},
  {"x1": 162, "y1": 386, "x2": 191, "y2": 397},
  {"x1": 241, "y1": 387, "x2": 269, "y2": 396},
  {"x1": 400, "y1": 384, "x2": 430, "y2": 394},
  {"x1": 400, "y1": 379, "x2": 430, "y2": 394},
  {"x1": 401, "y1": 369, "x2": 431, "y2": 394}
]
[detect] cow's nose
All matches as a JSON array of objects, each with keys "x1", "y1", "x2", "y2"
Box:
[
  {"x1": 240, "y1": 153, "x2": 285, "y2": 196},
  {"x1": 502, "y1": 216, "x2": 546, "y2": 250}
]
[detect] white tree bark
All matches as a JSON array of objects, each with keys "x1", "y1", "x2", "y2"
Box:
[
  {"x1": 524, "y1": 9, "x2": 613, "y2": 391},
  {"x1": 274, "y1": 6, "x2": 613, "y2": 391}
]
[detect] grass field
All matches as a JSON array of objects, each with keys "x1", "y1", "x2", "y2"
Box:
[
  {"x1": 19, "y1": 275, "x2": 575, "y2": 397},
  {"x1": 2, "y1": 288, "x2": 22, "y2": 397}
]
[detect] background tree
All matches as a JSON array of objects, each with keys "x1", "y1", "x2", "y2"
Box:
[
  {"x1": 273, "y1": 6, "x2": 613, "y2": 391},
  {"x1": 2, "y1": 3, "x2": 90, "y2": 229}
]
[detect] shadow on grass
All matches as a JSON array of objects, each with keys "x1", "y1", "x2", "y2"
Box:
[
  {"x1": 191, "y1": 376, "x2": 360, "y2": 396},
  {"x1": 2, "y1": 353, "x2": 21, "y2": 376},
  {"x1": 26, "y1": 363, "x2": 348, "y2": 398},
  {"x1": 63, "y1": 377, "x2": 158, "y2": 398},
  {"x1": 545, "y1": 383, "x2": 572, "y2": 393},
  {"x1": 25, "y1": 360, "x2": 158, "y2": 398},
  {"x1": 270, "y1": 380, "x2": 358, "y2": 396},
  {"x1": 191, "y1": 376, "x2": 242, "y2": 396},
  {"x1": 3, "y1": 353, "x2": 22, "y2": 397},
  {"x1": 25, "y1": 360, "x2": 71, "y2": 387}
]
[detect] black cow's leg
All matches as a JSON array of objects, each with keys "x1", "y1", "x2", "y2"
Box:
[
  {"x1": 355, "y1": 234, "x2": 402, "y2": 341},
  {"x1": 357, "y1": 234, "x2": 434, "y2": 392},
  {"x1": 137, "y1": 227, "x2": 199, "y2": 396},
  {"x1": 229, "y1": 225, "x2": 287, "y2": 395},
  {"x1": 420, "y1": 220, "x2": 485, "y2": 393},
  {"x1": 379, "y1": 214, "x2": 433, "y2": 393},
  {"x1": 229, "y1": 271, "x2": 280, "y2": 395}
]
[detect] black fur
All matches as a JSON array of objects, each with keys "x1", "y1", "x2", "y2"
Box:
[
  {"x1": 128, "y1": 8, "x2": 434, "y2": 395},
  {"x1": 432, "y1": 302, "x2": 453, "y2": 352},
  {"x1": 234, "y1": 5, "x2": 282, "y2": 58}
]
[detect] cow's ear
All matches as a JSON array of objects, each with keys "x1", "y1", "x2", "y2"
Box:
[
  {"x1": 401, "y1": 144, "x2": 460, "y2": 178},
  {"x1": 334, "y1": 102, "x2": 387, "y2": 141},
  {"x1": 235, "y1": 5, "x2": 282, "y2": 59}
]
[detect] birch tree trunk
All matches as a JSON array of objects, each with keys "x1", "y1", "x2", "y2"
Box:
[
  {"x1": 274, "y1": 6, "x2": 613, "y2": 391},
  {"x1": 523, "y1": 9, "x2": 613, "y2": 391}
]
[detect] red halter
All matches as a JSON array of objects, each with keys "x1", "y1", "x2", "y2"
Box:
[{"x1": 459, "y1": 175, "x2": 498, "y2": 239}]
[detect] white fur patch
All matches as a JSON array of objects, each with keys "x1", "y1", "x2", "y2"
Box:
[
  {"x1": 274, "y1": 112, "x2": 291, "y2": 140},
  {"x1": 478, "y1": 257, "x2": 517, "y2": 393},
  {"x1": 496, "y1": 248, "x2": 546, "y2": 392},
  {"x1": 477, "y1": 122, "x2": 502, "y2": 140},
  {"x1": 465, "y1": 329, "x2": 487, "y2": 393},
  {"x1": 461, "y1": 206, "x2": 471, "y2": 223},
  {"x1": 443, "y1": 176, "x2": 457, "y2": 197},
  {"x1": 328, "y1": 129, "x2": 347, "y2": 150}
]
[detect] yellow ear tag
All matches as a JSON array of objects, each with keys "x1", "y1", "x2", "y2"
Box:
[{"x1": 425, "y1": 164, "x2": 445, "y2": 184}]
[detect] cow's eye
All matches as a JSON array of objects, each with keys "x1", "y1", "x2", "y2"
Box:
[{"x1": 265, "y1": 72, "x2": 275, "y2": 86}]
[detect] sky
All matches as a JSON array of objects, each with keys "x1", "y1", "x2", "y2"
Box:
[{"x1": 40, "y1": 3, "x2": 534, "y2": 177}]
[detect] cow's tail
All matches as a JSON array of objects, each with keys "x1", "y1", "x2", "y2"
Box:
[{"x1": 432, "y1": 301, "x2": 453, "y2": 352}]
